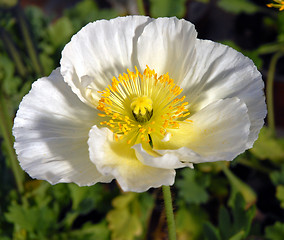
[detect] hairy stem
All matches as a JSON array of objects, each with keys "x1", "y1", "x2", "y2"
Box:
[{"x1": 162, "y1": 185, "x2": 176, "y2": 240}]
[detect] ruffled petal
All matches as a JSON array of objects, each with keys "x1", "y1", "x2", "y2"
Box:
[
  {"x1": 13, "y1": 68, "x2": 112, "y2": 186},
  {"x1": 137, "y1": 17, "x2": 197, "y2": 85},
  {"x1": 60, "y1": 15, "x2": 152, "y2": 106},
  {"x1": 88, "y1": 126, "x2": 175, "y2": 192},
  {"x1": 155, "y1": 98, "x2": 250, "y2": 163},
  {"x1": 133, "y1": 144, "x2": 194, "y2": 169},
  {"x1": 182, "y1": 40, "x2": 266, "y2": 148}
]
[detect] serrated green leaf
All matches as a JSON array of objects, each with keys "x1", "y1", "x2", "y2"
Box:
[
  {"x1": 250, "y1": 127, "x2": 284, "y2": 162},
  {"x1": 5, "y1": 203, "x2": 38, "y2": 232},
  {"x1": 150, "y1": 0, "x2": 187, "y2": 18},
  {"x1": 107, "y1": 208, "x2": 142, "y2": 240},
  {"x1": 276, "y1": 185, "x2": 284, "y2": 208},
  {"x1": 5, "y1": 201, "x2": 56, "y2": 234},
  {"x1": 218, "y1": 0, "x2": 259, "y2": 14},
  {"x1": 107, "y1": 193, "x2": 144, "y2": 240},
  {"x1": 176, "y1": 168, "x2": 209, "y2": 204},
  {"x1": 265, "y1": 222, "x2": 284, "y2": 240},
  {"x1": 68, "y1": 220, "x2": 110, "y2": 240}
]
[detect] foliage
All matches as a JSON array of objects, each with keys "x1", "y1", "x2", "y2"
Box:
[
  {"x1": 217, "y1": 0, "x2": 259, "y2": 14},
  {"x1": 0, "y1": 0, "x2": 284, "y2": 239}
]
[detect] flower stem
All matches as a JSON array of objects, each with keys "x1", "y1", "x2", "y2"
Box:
[
  {"x1": 162, "y1": 185, "x2": 176, "y2": 240},
  {"x1": 0, "y1": 92, "x2": 24, "y2": 194},
  {"x1": 137, "y1": 0, "x2": 146, "y2": 15},
  {"x1": 266, "y1": 52, "x2": 283, "y2": 136},
  {"x1": 14, "y1": 4, "x2": 43, "y2": 76},
  {"x1": 0, "y1": 27, "x2": 27, "y2": 77}
]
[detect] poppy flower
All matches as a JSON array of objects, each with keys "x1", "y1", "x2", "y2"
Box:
[{"x1": 13, "y1": 16, "x2": 266, "y2": 192}]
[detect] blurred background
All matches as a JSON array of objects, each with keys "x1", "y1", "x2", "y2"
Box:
[{"x1": 0, "y1": 0, "x2": 284, "y2": 239}]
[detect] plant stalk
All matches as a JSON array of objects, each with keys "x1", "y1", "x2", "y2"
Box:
[
  {"x1": 14, "y1": 4, "x2": 43, "y2": 76},
  {"x1": 162, "y1": 185, "x2": 176, "y2": 240},
  {"x1": 137, "y1": 0, "x2": 146, "y2": 15},
  {"x1": 266, "y1": 52, "x2": 283, "y2": 136},
  {"x1": 0, "y1": 27, "x2": 26, "y2": 77},
  {"x1": 0, "y1": 92, "x2": 24, "y2": 194}
]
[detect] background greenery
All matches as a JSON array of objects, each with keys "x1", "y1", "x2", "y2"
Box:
[{"x1": 0, "y1": 0, "x2": 284, "y2": 239}]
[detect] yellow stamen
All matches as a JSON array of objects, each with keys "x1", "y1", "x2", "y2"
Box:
[
  {"x1": 96, "y1": 66, "x2": 192, "y2": 146},
  {"x1": 267, "y1": 0, "x2": 284, "y2": 10}
]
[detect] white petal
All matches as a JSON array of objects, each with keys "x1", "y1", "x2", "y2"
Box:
[
  {"x1": 13, "y1": 68, "x2": 112, "y2": 186},
  {"x1": 156, "y1": 98, "x2": 251, "y2": 163},
  {"x1": 60, "y1": 16, "x2": 152, "y2": 106},
  {"x1": 133, "y1": 144, "x2": 194, "y2": 169},
  {"x1": 182, "y1": 40, "x2": 266, "y2": 148},
  {"x1": 88, "y1": 126, "x2": 175, "y2": 192},
  {"x1": 137, "y1": 17, "x2": 197, "y2": 85}
]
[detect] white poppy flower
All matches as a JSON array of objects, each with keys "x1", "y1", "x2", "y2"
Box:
[{"x1": 13, "y1": 16, "x2": 266, "y2": 192}]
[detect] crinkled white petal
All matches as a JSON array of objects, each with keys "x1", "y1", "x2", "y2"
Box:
[
  {"x1": 13, "y1": 68, "x2": 112, "y2": 186},
  {"x1": 133, "y1": 144, "x2": 194, "y2": 169},
  {"x1": 182, "y1": 39, "x2": 266, "y2": 148},
  {"x1": 60, "y1": 15, "x2": 152, "y2": 106},
  {"x1": 155, "y1": 98, "x2": 251, "y2": 163},
  {"x1": 137, "y1": 17, "x2": 197, "y2": 85},
  {"x1": 88, "y1": 126, "x2": 175, "y2": 192}
]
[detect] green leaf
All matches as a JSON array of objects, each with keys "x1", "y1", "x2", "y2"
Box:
[
  {"x1": 276, "y1": 185, "x2": 284, "y2": 208},
  {"x1": 67, "y1": 220, "x2": 110, "y2": 240},
  {"x1": 265, "y1": 222, "x2": 284, "y2": 240},
  {"x1": 218, "y1": 206, "x2": 232, "y2": 239},
  {"x1": 68, "y1": 184, "x2": 105, "y2": 215},
  {"x1": 176, "y1": 205, "x2": 208, "y2": 240},
  {"x1": 221, "y1": 164, "x2": 256, "y2": 208},
  {"x1": 270, "y1": 165, "x2": 284, "y2": 185},
  {"x1": 5, "y1": 202, "x2": 38, "y2": 232},
  {"x1": 48, "y1": 17, "x2": 74, "y2": 49},
  {"x1": 278, "y1": 12, "x2": 284, "y2": 42},
  {"x1": 0, "y1": 55, "x2": 21, "y2": 96},
  {"x1": 64, "y1": 0, "x2": 118, "y2": 32},
  {"x1": 203, "y1": 223, "x2": 221, "y2": 240},
  {"x1": 0, "y1": 0, "x2": 17, "y2": 8},
  {"x1": 5, "y1": 201, "x2": 57, "y2": 235},
  {"x1": 250, "y1": 127, "x2": 284, "y2": 162},
  {"x1": 215, "y1": 194, "x2": 255, "y2": 239},
  {"x1": 112, "y1": 192, "x2": 137, "y2": 208},
  {"x1": 229, "y1": 230, "x2": 245, "y2": 240},
  {"x1": 217, "y1": 0, "x2": 259, "y2": 14},
  {"x1": 107, "y1": 192, "x2": 149, "y2": 240},
  {"x1": 150, "y1": 0, "x2": 187, "y2": 18},
  {"x1": 231, "y1": 194, "x2": 255, "y2": 237},
  {"x1": 176, "y1": 168, "x2": 210, "y2": 204}
]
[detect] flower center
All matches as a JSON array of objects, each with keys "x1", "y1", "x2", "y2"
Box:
[
  {"x1": 97, "y1": 66, "x2": 191, "y2": 146},
  {"x1": 131, "y1": 96, "x2": 153, "y2": 123}
]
